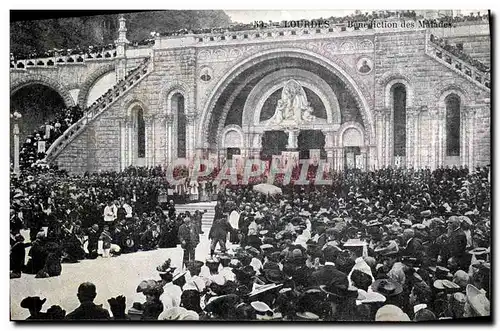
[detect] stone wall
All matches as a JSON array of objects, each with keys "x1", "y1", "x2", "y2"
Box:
[
  {"x1": 374, "y1": 29, "x2": 490, "y2": 169},
  {"x1": 50, "y1": 28, "x2": 490, "y2": 173}
]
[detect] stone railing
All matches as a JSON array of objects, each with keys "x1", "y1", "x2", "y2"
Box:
[
  {"x1": 426, "y1": 41, "x2": 490, "y2": 90},
  {"x1": 45, "y1": 57, "x2": 152, "y2": 162},
  {"x1": 10, "y1": 50, "x2": 117, "y2": 69}
]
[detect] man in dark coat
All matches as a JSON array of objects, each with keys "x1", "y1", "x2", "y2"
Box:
[
  {"x1": 309, "y1": 246, "x2": 348, "y2": 286},
  {"x1": 24, "y1": 233, "x2": 47, "y2": 274},
  {"x1": 445, "y1": 219, "x2": 468, "y2": 269},
  {"x1": 66, "y1": 282, "x2": 110, "y2": 320},
  {"x1": 208, "y1": 215, "x2": 233, "y2": 257},
  {"x1": 11, "y1": 234, "x2": 31, "y2": 277},
  {"x1": 403, "y1": 228, "x2": 424, "y2": 258},
  {"x1": 86, "y1": 224, "x2": 100, "y2": 259},
  {"x1": 178, "y1": 217, "x2": 200, "y2": 267}
]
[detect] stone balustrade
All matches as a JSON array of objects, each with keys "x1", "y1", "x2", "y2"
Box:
[
  {"x1": 10, "y1": 50, "x2": 117, "y2": 69},
  {"x1": 427, "y1": 42, "x2": 490, "y2": 89},
  {"x1": 45, "y1": 57, "x2": 151, "y2": 161}
]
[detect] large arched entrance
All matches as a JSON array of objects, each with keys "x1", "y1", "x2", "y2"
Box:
[
  {"x1": 200, "y1": 50, "x2": 373, "y2": 170},
  {"x1": 10, "y1": 84, "x2": 67, "y2": 160}
]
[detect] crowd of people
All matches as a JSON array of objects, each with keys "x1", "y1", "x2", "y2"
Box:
[
  {"x1": 11, "y1": 11, "x2": 488, "y2": 63},
  {"x1": 13, "y1": 57, "x2": 149, "y2": 171},
  {"x1": 430, "y1": 34, "x2": 490, "y2": 72},
  {"x1": 12, "y1": 164, "x2": 491, "y2": 321},
  {"x1": 18, "y1": 105, "x2": 84, "y2": 170},
  {"x1": 10, "y1": 44, "x2": 117, "y2": 63}
]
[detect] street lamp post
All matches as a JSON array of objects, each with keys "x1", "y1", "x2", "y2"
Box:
[{"x1": 11, "y1": 111, "x2": 22, "y2": 174}]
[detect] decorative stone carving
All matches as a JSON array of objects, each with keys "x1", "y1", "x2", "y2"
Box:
[
  {"x1": 185, "y1": 112, "x2": 198, "y2": 124},
  {"x1": 262, "y1": 79, "x2": 326, "y2": 127},
  {"x1": 165, "y1": 113, "x2": 175, "y2": 124}
]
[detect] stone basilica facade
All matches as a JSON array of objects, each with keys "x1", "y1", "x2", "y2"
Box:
[{"x1": 10, "y1": 16, "x2": 491, "y2": 173}]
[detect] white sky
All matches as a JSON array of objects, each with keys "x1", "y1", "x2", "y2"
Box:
[{"x1": 225, "y1": 10, "x2": 489, "y2": 24}]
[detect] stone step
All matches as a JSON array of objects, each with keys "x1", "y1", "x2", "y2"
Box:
[{"x1": 174, "y1": 202, "x2": 217, "y2": 229}]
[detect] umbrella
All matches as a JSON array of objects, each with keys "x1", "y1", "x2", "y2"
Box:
[{"x1": 253, "y1": 183, "x2": 282, "y2": 196}]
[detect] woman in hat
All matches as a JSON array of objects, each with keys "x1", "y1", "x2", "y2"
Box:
[
  {"x1": 320, "y1": 279, "x2": 359, "y2": 321},
  {"x1": 141, "y1": 284, "x2": 164, "y2": 320},
  {"x1": 20, "y1": 296, "x2": 48, "y2": 320}
]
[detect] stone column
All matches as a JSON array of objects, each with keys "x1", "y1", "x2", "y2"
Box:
[
  {"x1": 359, "y1": 146, "x2": 368, "y2": 170},
  {"x1": 285, "y1": 128, "x2": 299, "y2": 150},
  {"x1": 428, "y1": 106, "x2": 439, "y2": 170},
  {"x1": 368, "y1": 145, "x2": 377, "y2": 171},
  {"x1": 114, "y1": 15, "x2": 130, "y2": 81},
  {"x1": 250, "y1": 132, "x2": 262, "y2": 159},
  {"x1": 323, "y1": 131, "x2": 335, "y2": 168},
  {"x1": 165, "y1": 113, "x2": 175, "y2": 165},
  {"x1": 467, "y1": 106, "x2": 478, "y2": 170},
  {"x1": 185, "y1": 112, "x2": 198, "y2": 161},
  {"x1": 144, "y1": 116, "x2": 154, "y2": 167},
  {"x1": 126, "y1": 121, "x2": 133, "y2": 166},
  {"x1": 13, "y1": 122, "x2": 20, "y2": 174},
  {"x1": 334, "y1": 146, "x2": 344, "y2": 171},
  {"x1": 437, "y1": 106, "x2": 446, "y2": 167},
  {"x1": 119, "y1": 119, "x2": 127, "y2": 170},
  {"x1": 375, "y1": 110, "x2": 384, "y2": 169},
  {"x1": 385, "y1": 109, "x2": 392, "y2": 167}
]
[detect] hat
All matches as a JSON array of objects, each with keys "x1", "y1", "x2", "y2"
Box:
[
  {"x1": 251, "y1": 300, "x2": 273, "y2": 314},
  {"x1": 433, "y1": 279, "x2": 460, "y2": 291},
  {"x1": 136, "y1": 280, "x2": 158, "y2": 293},
  {"x1": 459, "y1": 216, "x2": 473, "y2": 226},
  {"x1": 466, "y1": 284, "x2": 490, "y2": 316},
  {"x1": 400, "y1": 219, "x2": 412, "y2": 227},
  {"x1": 249, "y1": 283, "x2": 282, "y2": 298},
  {"x1": 205, "y1": 294, "x2": 241, "y2": 317},
  {"x1": 414, "y1": 308, "x2": 437, "y2": 321},
  {"x1": 320, "y1": 279, "x2": 359, "y2": 299},
  {"x1": 374, "y1": 241, "x2": 399, "y2": 256},
  {"x1": 158, "y1": 307, "x2": 188, "y2": 320},
  {"x1": 420, "y1": 210, "x2": 431, "y2": 217},
  {"x1": 186, "y1": 260, "x2": 204, "y2": 270},
  {"x1": 260, "y1": 244, "x2": 274, "y2": 251},
  {"x1": 245, "y1": 246, "x2": 260, "y2": 257},
  {"x1": 356, "y1": 290, "x2": 386, "y2": 304},
  {"x1": 295, "y1": 311, "x2": 320, "y2": 320},
  {"x1": 367, "y1": 220, "x2": 382, "y2": 227},
  {"x1": 375, "y1": 304, "x2": 410, "y2": 321},
  {"x1": 20, "y1": 296, "x2": 46, "y2": 310},
  {"x1": 343, "y1": 238, "x2": 367, "y2": 247},
  {"x1": 434, "y1": 266, "x2": 453, "y2": 279},
  {"x1": 172, "y1": 270, "x2": 187, "y2": 282},
  {"x1": 371, "y1": 279, "x2": 403, "y2": 297},
  {"x1": 263, "y1": 268, "x2": 286, "y2": 283},
  {"x1": 452, "y1": 270, "x2": 469, "y2": 289},
  {"x1": 411, "y1": 223, "x2": 426, "y2": 230},
  {"x1": 468, "y1": 247, "x2": 489, "y2": 256}
]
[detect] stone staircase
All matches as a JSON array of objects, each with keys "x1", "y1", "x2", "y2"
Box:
[
  {"x1": 426, "y1": 37, "x2": 490, "y2": 91},
  {"x1": 44, "y1": 57, "x2": 153, "y2": 163},
  {"x1": 174, "y1": 201, "x2": 217, "y2": 232}
]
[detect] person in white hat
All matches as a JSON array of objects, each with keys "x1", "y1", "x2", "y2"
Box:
[
  {"x1": 375, "y1": 304, "x2": 410, "y2": 321},
  {"x1": 464, "y1": 284, "x2": 490, "y2": 317}
]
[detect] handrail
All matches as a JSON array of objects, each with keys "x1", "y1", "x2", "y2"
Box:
[
  {"x1": 45, "y1": 58, "x2": 151, "y2": 162},
  {"x1": 426, "y1": 42, "x2": 490, "y2": 90}
]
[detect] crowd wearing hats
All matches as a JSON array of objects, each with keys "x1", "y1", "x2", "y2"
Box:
[
  {"x1": 10, "y1": 165, "x2": 200, "y2": 278},
  {"x1": 14, "y1": 164, "x2": 490, "y2": 321}
]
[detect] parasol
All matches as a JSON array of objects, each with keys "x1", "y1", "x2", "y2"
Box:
[{"x1": 253, "y1": 183, "x2": 282, "y2": 196}]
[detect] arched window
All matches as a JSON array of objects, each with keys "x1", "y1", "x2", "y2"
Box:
[
  {"x1": 392, "y1": 84, "x2": 407, "y2": 156},
  {"x1": 445, "y1": 94, "x2": 461, "y2": 156},
  {"x1": 136, "y1": 107, "x2": 145, "y2": 158},
  {"x1": 172, "y1": 93, "x2": 186, "y2": 158}
]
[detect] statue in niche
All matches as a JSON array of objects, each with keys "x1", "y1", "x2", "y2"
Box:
[{"x1": 265, "y1": 79, "x2": 323, "y2": 126}]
